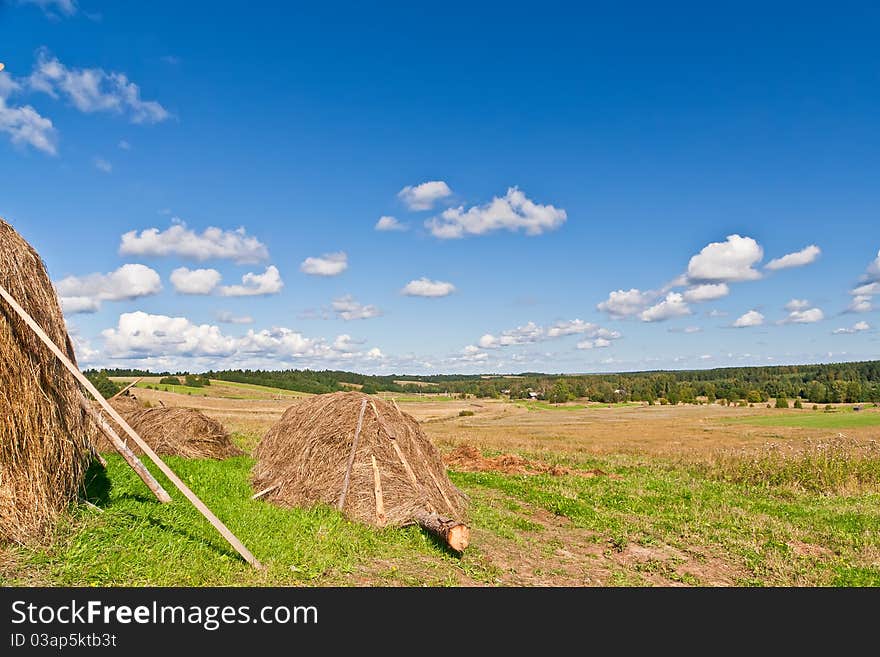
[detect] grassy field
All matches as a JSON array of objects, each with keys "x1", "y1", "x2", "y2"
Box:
[
  {"x1": 129, "y1": 379, "x2": 307, "y2": 400},
  {"x1": 3, "y1": 438, "x2": 879, "y2": 586},
  {"x1": 512, "y1": 400, "x2": 644, "y2": 412},
  {"x1": 722, "y1": 409, "x2": 880, "y2": 429}
]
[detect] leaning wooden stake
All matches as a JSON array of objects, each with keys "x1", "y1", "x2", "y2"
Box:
[
  {"x1": 338, "y1": 398, "x2": 368, "y2": 511},
  {"x1": 0, "y1": 283, "x2": 262, "y2": 569},
  {"x1": 109, "y1": 377, "x2": 141, "y2": 401},
  {"x1": 370, "y1": 455, "x2": 386, "y2": 527},
  {"x1": 78, "y1": 395, "x2": 172, "y2": 503},
  {"x1": 413, "y1": 509, "x2": 469, "y2": 552}
]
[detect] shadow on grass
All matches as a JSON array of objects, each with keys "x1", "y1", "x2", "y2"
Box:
[{"x1": 83, "y1": 461, "x2": 111, "y2": 506}]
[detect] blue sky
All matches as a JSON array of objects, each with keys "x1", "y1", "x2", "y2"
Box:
[{"x1": 1, "y1": 0, "x2": 878, "y2": 374}]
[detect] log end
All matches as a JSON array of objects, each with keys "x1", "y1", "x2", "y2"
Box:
[{"x1": 447, "y1": 524, "x2": 470, "y2": 552}]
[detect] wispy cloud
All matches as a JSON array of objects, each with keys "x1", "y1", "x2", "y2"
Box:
[
  {"x1": 331, "y1": 295, "x2": 382, "y2": 320},
  {"x1": 765, "y1": 244, "x2": 821, "y2": 270},
  {"x1": 0, "y1": 71, "x2": 57, "y2": 154},
  {"x1": 300, "y1": 252, "x2": 348, "y2": 276},
  {"x1": 375, "y1": 216, "x2": 407, "y2": 231},
  {"x1": 833, "y1": 321, "x2": 869, "y2": 335},
  {"x1": 94, "y1": 156, "x2": 112, "y2": 172},
  {"x1": 401, "y1": 278, "x2": 456, "y2": 297}
]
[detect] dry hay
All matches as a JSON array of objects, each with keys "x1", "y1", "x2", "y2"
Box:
[
  {"x1": 253, "y1": 391, "x2": 467, "y2": 527},
  {"x1": 94, "y1": 404, "x2": 243, "y2": 460},
  {"x1": 444, "y1": 445, "x2": 619, "y2": 478},
  {"x1": 0, "y1": 218, "x2": 92, "y2": 543}
]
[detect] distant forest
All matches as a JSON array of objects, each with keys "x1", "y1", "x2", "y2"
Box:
[{"x1": 89, "y1": 360, "x2": 880, "y2": 404}]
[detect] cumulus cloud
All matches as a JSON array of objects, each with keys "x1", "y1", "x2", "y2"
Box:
[
  {"x1": 55, "y1": 263, "x2": 161, "y2": 313},
  {"x1": 170, "y1": 267, "x2": 221, "y2": 295},
  {"x1": 120, "y1": 223, "x2": 269, "y2": 264},
  {"x1": 597, "y1": 288, "x2": 655, "y2": 318},
  {"x1": 219, "y1": 266, "x2": 283, "y2": 297},
  {"x1": 29, "y1": 49, "x2": 170, "y2": 124},
  {"x1": 300, "y1": 252, "x2": 348, "y2": 277},
  {"x1": 833, "y1": 321, "x2": 870, "y2": 335},
  {"x1": 847, "y1": 295, "x2": 873, "y2": 313},
  {"x1": 686, "y1": 234, "x2": 763, "y2": 283},
  {"x1": 397, "y1": 180, "x2": 452, "y2": 211},
  {"x1": 93, "y1": 156, "x2": 112, "y2": 172},
  {"x1": 765, "y1": 245, "x2": 821, "y2": 270},
  {"x1": 331, "y1": 295, "x2": 382, "y2": 320},
  {"x1": 782, "y1": 307, "x2": 825, "y2": 324},
  {"x1": 426, "y1": 187, "x2": 566, "y2": 239},
  {"x1": 375, "y1": 216, "x2": 407, "y2": 231},
  {"x1": 401, "y1": 278, "x2": 456, "y2": 297},
  {"x1": 0, "y1": 72, "x2": 57, "y2": 154},
  {"x1": 784, "y1": 299, "x2": 810, "y2": 311},
  {"x1": 478, "y1": 319, "x2": 620, "y2": 349},
  {"x1": 99, "y1": 311, "x2": 383, "y2": 367},
  {"x1": 216, "y1": 311, "x2": 254, "y2": 325},
  {"x1": 640, "y1": 292, "x2": 691, "y2": 322},
  {"x1": 732, "y1": 310, "x2": 764, "y2": 328},
  {"x1": 683, "y1": 283, "x2": 729, "y2": 303},
  {"x1": 852, "y1": 282, "x2": 880, "y2": 296}
]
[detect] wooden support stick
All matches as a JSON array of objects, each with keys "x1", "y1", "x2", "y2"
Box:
[
  {"x1": 0, "y1": 283, "x2": 262, "y2": 569},
  {"x1": 251, "y1": 482, "x2": 281, "y2": 500},
  {"x1": 413, "y1": 509, "x2": 469, "y2": 552},
  {"x1": 78, "y1": 395, "x2": 172, "y2": 503},
  {"x1": 371, "y1": 455, "x2": 386, "y2": 527},
  {"x1": 109, "y1": 378, "x2": 141, "y2": 400},
  {"x1": 337, "y1": 398, "x2": 368, "y2": 511}
]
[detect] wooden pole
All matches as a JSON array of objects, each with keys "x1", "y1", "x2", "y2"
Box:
[
  {"x1": 370, "y1": 455, "x2": 386, "y2": 527},
  {"x1": 109, "y1": 377, "x2": 141, "y2": 401},
  {"x1": 0, "y1": 283, "x2": 262, "y2": 569},
  {"x1": 251, "y1": 482, "x2": 281, "y2": 500},
  {"x1": 78, "y1": 395, "x2": 172, "y2": 503},
  {"x1": 337, "y1": 398, "x2": 368, "y2": 511}
]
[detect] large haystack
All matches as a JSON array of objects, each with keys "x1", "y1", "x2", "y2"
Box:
[
  {"x1": 0, "y1": 218, "x2": 92, "y2": 543},
  {"x1": 95, "y1": 404, "x2": 243, "y2": 460},
  {"x1": 253, "y1": 392, "x2": 467, "y2": 529}
]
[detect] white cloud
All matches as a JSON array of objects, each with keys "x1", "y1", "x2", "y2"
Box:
[
  {"x1": 29, "y1": 50, "x2": 170, "y2": 124},
  {"x1": 59, "y1": 296, "x2": 100, "y2": 314},
  {"x1": 668, "y1": 326, "x2": 703, "y2": 334},
  {"x1": 686, "y1": 234, "x2": 763, "y2": 283},
  {"x1": 640, "y1": 292, "x2": 691, "y2": 322},
  {"x1": 765, "y1": 245, "x2": 821, "y2": 270},
  {"x1": 398, "y1": 180, "x2": 452, "y2": 211},
  {"x1": 699, "y1": 354, "x2": 713, "y2": 361},
  {"x1": 847, "y1": 295, "x2": 873, "y2": 313},
  {"x1": 18, "y1": 0, "x2": 77, "y2": 17},
  {"x1": 56, "y1": 263, "x2": 161, "y2": 313},
  {"x1": 219, "y1": 266, "x2": 283, "y2": 297},
  {"x1": 426, "y1": 187, "x2": 566, "y2": 239},
  {"x1": 331, "y1": 295, "x2": 382, "y2": 320},
  {"x1": 119, "y1": 223, "x2": 269, "y2": 264},
  {"x1": 170, "y1": 267, "x2": 221, "y2": 295},
  {"x1": 479, "y1": 319, "x2": 620, "y2": 349},
  {"x1": 300, "y1": 252, "x2": 348, "y2": 277},
  {"x1": 401, "y1": 278, "x2": 456, "y2": 297},
  {"x1": 866, "y1": 249, "x2": 880, "y2": 280},
  {"x1": 94, "y1": 156, "x2": 112, "y2": 172},
  {"x1": 375, "y1": 215, "x2": 407, "y2": 231},
  {"x1": 577, "y1": 338, "x2": 612, "y2": 349},
  {"x1": 118, "y1": 139, "x2": 130, "y2": 150},
  {"x1": 99, "y1": 311, "x2": 383, "y2": 367},
  {"x1": 732, "y1": 310, "x2": 764, "y2": 328},
  {"x1": 708, "y1": 309, "x2": 728, "y2": 317},
  {"x1": 216, "y1": 311, "x2": 254, "y2": 325},
  {"x1": 783, "y1": 307, "x2": 824, "y2": 324},
  {"x1": 597, "y1": 288, "x2": 655, "y2": 318},
  {"x1": 833, "y1": 321, "x2": 870, "y2": 335},
  {"x1": 683, "y1": 283, "x2": 729, "y2": 303},
  {"x1": 852, "y1": 282, "x2": 880, "y2": 296},
  {"x1": 0, "y1": 72, "x2": 57, "y2": 154},
  {"x1": 784, "y1": 298, "x2": 810, "y2": 311}
]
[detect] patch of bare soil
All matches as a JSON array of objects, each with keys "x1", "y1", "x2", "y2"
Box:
[{"x1": 444, "y1": 445, "x2": 620, "y2": 478}]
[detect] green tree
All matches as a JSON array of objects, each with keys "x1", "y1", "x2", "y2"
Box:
[
  {"x1": 547, "y1": 381, "x2": 574, "y2": 404},
  {"x1": 86, "y1": 370, "x2": 120, "y2": 399},
  {"x1": 775, "y1": 395, "x2": 789, "y2": 409}
]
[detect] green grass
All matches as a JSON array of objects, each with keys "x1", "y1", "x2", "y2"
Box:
[
  {"x1": 721, "y1": 410, "x2": 880, "y2": 429},
  {"x1": 512, "y1": 400, "x2": 643, "y2": 412},
  {"x1": 4, "y1": 443, "x2": 879, "y2": 586},
  {"x1": 134, "y1": 379, "x2": 306, "y2": 400},
  {"x1": 375, "y1": 394, "x2": 457, "y2": 403}
]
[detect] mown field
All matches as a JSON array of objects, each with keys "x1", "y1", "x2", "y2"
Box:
[{"x1": 3, "y1": 381, "x2": 879, "y2": 587}]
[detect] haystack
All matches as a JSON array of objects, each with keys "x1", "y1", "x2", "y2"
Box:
[
  {"x1": 253, "y1": 391, "x2": 469, "y2": 550},
  {"x1": 95, "y1": 404, "x2": 243, "y2": 460},
  {"x1": 0, "y1": 218, "x2": 92, "y2": 543}
]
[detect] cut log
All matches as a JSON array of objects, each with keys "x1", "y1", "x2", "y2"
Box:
[{"x1": 413, "y1": 509, "x2": 469, "y2": 552}]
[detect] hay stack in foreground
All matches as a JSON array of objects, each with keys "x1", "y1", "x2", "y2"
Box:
[
  {"x1": 95, "y1": 404, "x2": 243, "y2": 460},
  {"x1": 253, "y1": 391, "x2": 469, "y2": 551},
  {"x1": 0, "y1": 218, "x2": 92, "y2": 543}
]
